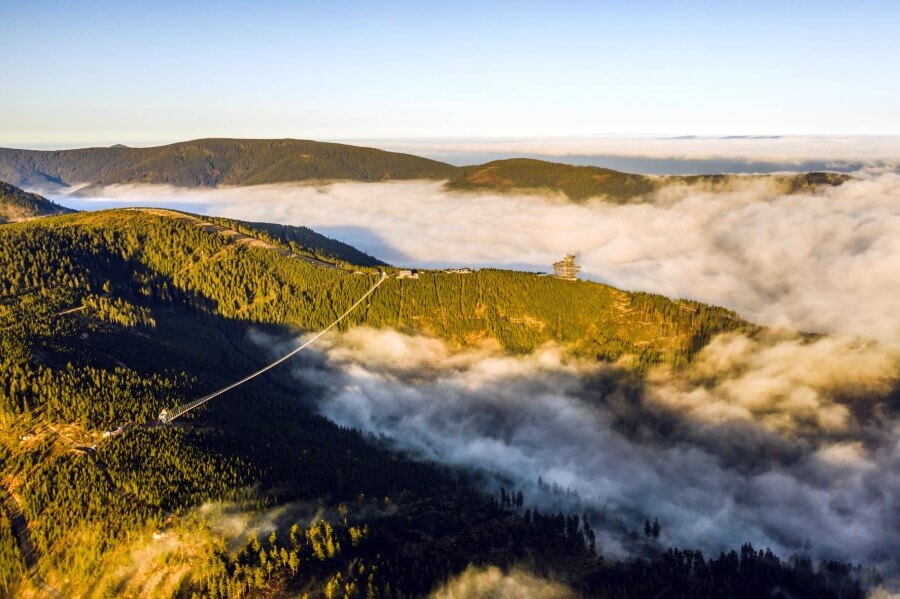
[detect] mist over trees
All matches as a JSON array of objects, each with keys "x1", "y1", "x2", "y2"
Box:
[{"x1": 0, "y1": 204, "x2": 884, "y2": 596}]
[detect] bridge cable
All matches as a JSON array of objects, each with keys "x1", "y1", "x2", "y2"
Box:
[{"x1": 159, "y1": 272, "x2": 386, "y2": 423}]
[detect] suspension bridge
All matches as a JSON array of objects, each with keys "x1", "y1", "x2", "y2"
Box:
[{"x1": 158, "y1": 271, "x2": 387, "y2": 424}]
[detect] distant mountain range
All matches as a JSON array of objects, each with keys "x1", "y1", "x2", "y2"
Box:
[
  {"x1": 0, "y1": 181, "x2": 74, "y2": 223},
  {"x1": 446, "y1": 158, "x2": 849, "y2": 201},
  {"x1": 0, "y1": 138, "x2": 454, "y2": 191},
  {"x1": 0, "y1": 138, "x2": 850, "y2": 202}
]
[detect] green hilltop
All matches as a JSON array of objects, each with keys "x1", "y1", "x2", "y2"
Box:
[{"x1": 0, "y1": 138, "x2": 849, "y2": 202}]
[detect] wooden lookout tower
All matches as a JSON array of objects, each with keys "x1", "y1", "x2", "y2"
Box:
[{"x1": 552, "y1": 254, "x2": 580, "y2": 281}]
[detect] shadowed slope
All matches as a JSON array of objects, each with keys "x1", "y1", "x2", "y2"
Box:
[{"x1": 0, "y1": 181, "x2": 74, "y2": 223}]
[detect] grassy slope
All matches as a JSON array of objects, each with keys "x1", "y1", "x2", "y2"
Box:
[
  {"x1": 0, "y1": 181, "x2": 74, "y2": 223},
  {"x1": 0, "y1": 139, "x2": 849, "y2": 202}
]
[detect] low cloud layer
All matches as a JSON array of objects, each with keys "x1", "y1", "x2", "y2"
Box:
[
  {"x1": 647, "y1": 332, "x2": 897, "y2": 436},
  {"x1": 58, "y1": 171, "x2": 900, "y2": 346},
  {"x1": 429, "y1": 565, "x2": 574, "y2": 599},
  {"x1": 285, "y1": 327, "x2": 899, "y2": 576}
]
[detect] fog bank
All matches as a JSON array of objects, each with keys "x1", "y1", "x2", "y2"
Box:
[{"x1": 284, "y1": 328, "x2": 899, "y2": 575}]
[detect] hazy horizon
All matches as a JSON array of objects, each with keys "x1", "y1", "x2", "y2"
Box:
[{"x1": 6, "y1": 134, "x2": 900, "y2": 176}]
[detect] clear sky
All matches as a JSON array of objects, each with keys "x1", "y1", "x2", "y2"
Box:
[{"x1": 1, "y1": 0, "x2": 898, "y2": 147}]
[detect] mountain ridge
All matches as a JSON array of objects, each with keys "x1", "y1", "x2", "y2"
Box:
[
  {"x1": 0, "y1": 138, "x2": 455, "y2": 191},
  {"x1": 1, "y1": 206, "x2": 749, "y2": 364},
  {"x1": 0, "y1": 138, "x2": 850, "y2": 202}
]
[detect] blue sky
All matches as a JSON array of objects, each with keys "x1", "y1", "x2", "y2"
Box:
[{"x1": 1, "y1": 0, "x2": 898, "y2": 147}]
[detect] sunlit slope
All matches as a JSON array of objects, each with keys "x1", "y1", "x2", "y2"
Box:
[
  {"x1": 0, "y1": 181, "x2": 74, "y2": 223},
  {"x1": 0, "y1": 273, "x2": 446, "y2": 597},
  {"x1": 1, "y1": 208, "x2": 749, "y2": 365},
  {"x1": 0, "y1": 206, "x2": 587, "y2": 597}
]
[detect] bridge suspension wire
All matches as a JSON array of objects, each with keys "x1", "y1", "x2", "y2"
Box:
[{"x1": 159, "y1": 272, "x2": 387, "y2": 424}]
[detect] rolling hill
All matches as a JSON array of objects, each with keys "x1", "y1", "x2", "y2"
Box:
[
  {"x1": 446, "y1": 158, "x2": 851, "y2": 202},
  {"x1": 0, "y1": 139, "x2": 849, "y2": 202},
  {"x1": 0, "y1": 138, "x2": 456, "y2": 191},
  {"x1": 446, "y1": 158, "x2": 657, "y2": 201},
  {"x1": 0, "y1": 181, "x2": 74, "y2": 223}
]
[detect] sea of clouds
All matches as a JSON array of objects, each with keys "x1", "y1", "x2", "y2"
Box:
[{"x1": 54, "y1": 161, "x2": 900, "y2": 582}]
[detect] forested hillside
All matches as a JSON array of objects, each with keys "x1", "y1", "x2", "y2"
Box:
[
  {"x1": 0, "y1": 208, "x2": 748, "y2": 366},
  {"x1": 446, "y1": 158, "x2": 851, "y2": 202},
  {"x1": 0, "y1": 139, "x2": 456, "y2": 191},
  {"x1": 0, "y1": 209, "x2": 869, "y2": 598},
  {"x1": 0, "y1": 138, "x2": 850, "y2": 202},
  {"x1": 0, "y1": 181, "x2": 74, "y2": 223}
]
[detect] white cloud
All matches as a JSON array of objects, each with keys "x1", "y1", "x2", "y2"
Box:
[
  {"x1": 280, "y1": 327, "x2": 900, "y2": 575},
  {"x1": 57, "y1": 165, "x2": 900, "y2": 579},
  {"x1": 429, "y1": 565, "x2": 574, "y2": 599}
]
